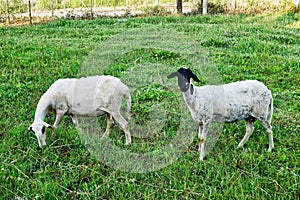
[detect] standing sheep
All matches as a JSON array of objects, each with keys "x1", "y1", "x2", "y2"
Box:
[
  {"x1": 28, "y1": 75, "x2": 132, "y2": 147},
  {"x1": 168, "y1": 68, "x2": 274, "y2": 161}
]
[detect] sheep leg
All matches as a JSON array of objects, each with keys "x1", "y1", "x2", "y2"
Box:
[
  {"x1": 71, "y1": 115, "x2": 79, "y2": 128},
  {"x1": 52, "y1": 113, "x2": 64, "y2": 136},
  {"x1": 111, "y1": 112, "x2": 132, "y2": 145},
  {"x1": 199, "y1": 122, "x2": 210, "y2": 161},
  {"x1": 109, "y1": 114, "x2": 113, "y2": 121},
  {"x1": 102, "y1": 114, "x2": 113, "y2": 137},
  {"x1": 237, "y1": 120, "x2": 255, "y2": 149},
  {"x1": 197, "y1": 124, "x2": 202, "y2": 155},
  {"x1": 259, "y1": 119, "x2": 274, "y2": 152}
]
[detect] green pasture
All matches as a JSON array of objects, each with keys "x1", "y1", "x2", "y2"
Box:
[{"x1": 0, "y1": 13, "x2": 299, "y2": 199}]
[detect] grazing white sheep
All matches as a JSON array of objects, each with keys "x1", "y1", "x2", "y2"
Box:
[
  {"x1": 28, "y1": 75, "x2": 132, "y2": 147},
  {"x1": 168, "y1": 68, "x2": 274, "y2": 161}
]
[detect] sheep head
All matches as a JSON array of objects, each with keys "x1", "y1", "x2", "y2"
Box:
[
  {"x1": 167, "y1": 68, "x2": 200, "y2": 93},
  {"x1": 28, "y1": 122, "x2": 52, "y2": 148}
]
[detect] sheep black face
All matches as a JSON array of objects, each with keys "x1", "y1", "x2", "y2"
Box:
[
  {"x1": 27, "y1": 122, "x2": 52, "y2": 148},
  {"x1": 167, "y1": 68, "x2": 200, "y2": 93}
]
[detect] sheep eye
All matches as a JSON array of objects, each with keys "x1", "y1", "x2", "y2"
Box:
[{"x1": 41, "y1": 126, "x2": 46, "y2": 134}]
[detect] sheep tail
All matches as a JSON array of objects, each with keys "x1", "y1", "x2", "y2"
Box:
[
  {"x1": 125, "y1": 91, "x2": 131, "y2": 119},
  {"x1": 268, "y1": 96, "x2": 273, "y2": 124}
]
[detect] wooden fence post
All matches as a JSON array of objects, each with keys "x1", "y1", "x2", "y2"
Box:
[
  {"x1": 28, "y1": 0, "x2": 32, "y2": 24},
  {"x1": 49, "y1": 0, "x2": 54, "y2": 17},
  {"x1": 6, "y1": 0, "x2": 10, "y2": 23},
  {"x1": 90, "y1": 0, "x2": 93, "y2": 18},
  {"x1": 176, "y1": 0, "x2": 182, "y2": 13}
]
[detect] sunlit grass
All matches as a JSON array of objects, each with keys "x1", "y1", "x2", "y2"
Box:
[{"x1": 0, "y1": 14, "x2": 299, "y2": 199}]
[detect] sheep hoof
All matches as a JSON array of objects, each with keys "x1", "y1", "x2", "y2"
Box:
[
  {"x1": 268, "y1": 147, "x2": 273, "y2": 152},
  {"x1": 125, "y1": 142, "x2": 131, "y2": 146}
]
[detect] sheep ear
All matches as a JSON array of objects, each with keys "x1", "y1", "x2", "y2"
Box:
[
  {"x1": 27, "y1": 126, "x2": 33, "y2": 134},
  {"x1": 167, "y1": 72, "x2": 178, "y2": 79},
  {"x1": 191, "y1": 73, "x2": 201, "y2": 82},
  {"x1": 43, "y1": 122, "x2": 52, "y2": 129},
  {"x1": 190, "y1": 84, "x2": 194, "y2": 95}
]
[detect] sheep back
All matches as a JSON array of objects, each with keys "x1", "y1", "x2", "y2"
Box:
[
  {"x1": 43, "y1": 76, "x2": 129, "y2": 116},
  {"x1": 187, "y1": 80, "x2": 272, "y2": 123}
]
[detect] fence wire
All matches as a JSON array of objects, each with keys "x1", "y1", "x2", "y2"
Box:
[
  {"x1": 0, "y1": 0, "x2": 197, "y2": 23},
  {"x1": 0, "y1": 0, "x2": 298, "y2": 24}
]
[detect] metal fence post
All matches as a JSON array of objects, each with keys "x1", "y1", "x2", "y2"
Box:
[{"x1": 203, "y1": 0, "x2": 207, "y2": 14}]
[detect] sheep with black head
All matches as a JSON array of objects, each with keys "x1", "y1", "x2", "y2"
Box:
[{"x1": 168, "y1": 68, "x2": 274, "y2": 161}]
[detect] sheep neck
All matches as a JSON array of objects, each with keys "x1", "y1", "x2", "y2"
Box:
[
  {"x1": 34, "y1": 95, "x2": 51, "y2": 123},
  {"x1": 182, "y1": 84, "x2": 194, "y2": 104}
]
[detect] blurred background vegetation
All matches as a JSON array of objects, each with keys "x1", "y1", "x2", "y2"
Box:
[{"x1": 0, "y1": 0, "x2": 298, "y2": 24}]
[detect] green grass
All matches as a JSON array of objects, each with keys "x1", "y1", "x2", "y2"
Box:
[{"x1": 1, "y1": 13, "x2": 299, "y2": 199}]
